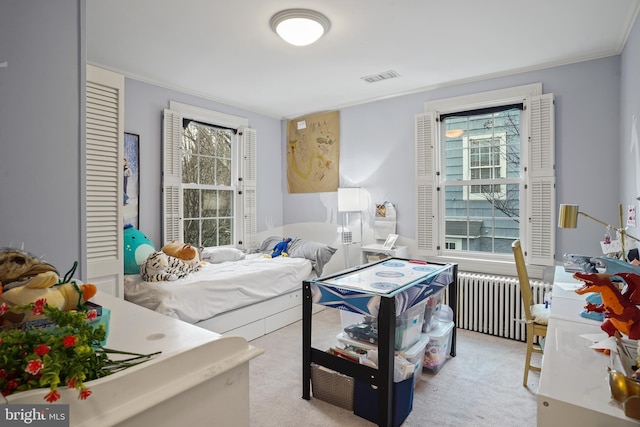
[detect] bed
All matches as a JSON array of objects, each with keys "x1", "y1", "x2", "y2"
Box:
[{"x1": 124, "y1": 237, "x2": 336, "y2": 341}]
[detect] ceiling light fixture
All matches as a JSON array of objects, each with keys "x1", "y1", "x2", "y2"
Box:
[{"x1": 270, "y1": 9, "x2": 330, "y2": 47}]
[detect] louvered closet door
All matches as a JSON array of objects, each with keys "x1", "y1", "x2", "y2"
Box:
[{"x1": 85, "y1": 65, "x2": 124, "y2": 297}]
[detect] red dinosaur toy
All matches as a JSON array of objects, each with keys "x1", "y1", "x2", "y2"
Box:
[{"x1": 574, "y1": 272, "x2": 640, "y2": 339}]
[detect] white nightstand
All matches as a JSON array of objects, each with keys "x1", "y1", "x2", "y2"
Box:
[{"x1": 360, "y1": 244, "x2": 409, "y2": 264}]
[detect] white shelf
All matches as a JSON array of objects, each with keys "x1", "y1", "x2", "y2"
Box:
[{"x1": 360, "y1": 244, "x2": 409, "y2": 264}]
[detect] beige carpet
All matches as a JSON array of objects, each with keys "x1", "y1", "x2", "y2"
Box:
[{"x1": 249, "y1": 308, "x2": 540, "y2": 427}]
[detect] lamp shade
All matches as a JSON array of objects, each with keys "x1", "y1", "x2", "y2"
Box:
[
  {"x1": 337, "y1": 188, "x2": 362, "y2": 212},
  {"x1": 558, "y1": 204, "x2": 579, "y2": 228},
  {"x1": 270, "y1": 9, "x2": 330, "y2": 46}
]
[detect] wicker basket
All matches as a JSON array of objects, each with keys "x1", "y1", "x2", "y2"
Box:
[{"x1": 310, "y1": 364, "x2": 354, "y2": 411}]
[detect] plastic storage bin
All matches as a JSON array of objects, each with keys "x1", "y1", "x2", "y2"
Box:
[
  {"x1": 397, "y1": 333, "x2": 429, "y2": 388},
  {"x1": 395, "y1": 302, "x2": 426, "y2": 351},
  {"x1": 424, "y1": 319, "x2": 454, "y2": 373},
  {"x1": 340, "y1": 303, "x2": 426, "y2": 351},
  {"x1": 422, "y1": 287, "x2": 445, "y2": 332},
  {"x1": 353, "y1": 376, "x2": 414, "y2": 427}
]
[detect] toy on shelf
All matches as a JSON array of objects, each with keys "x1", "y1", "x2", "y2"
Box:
[{"x1": 574, "y1": 272, "x2": 640, "y2": 339}]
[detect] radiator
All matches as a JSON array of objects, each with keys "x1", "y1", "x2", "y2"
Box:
[{"x1": 445, "y1": 272, "x2": 553, "y2": 341}]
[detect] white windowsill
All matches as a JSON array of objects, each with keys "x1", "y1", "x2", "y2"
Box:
[{"x1": 426, "y1": 254, "x2": 549, "y2": 281}]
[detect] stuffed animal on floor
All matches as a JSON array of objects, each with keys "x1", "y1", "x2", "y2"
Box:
[
  {"x1": 0, "y1": 271, "x2": 97, "y2": 323},
  {"x1": 265, "y1": 237, "x2": 292, "y2": 258},
  {"x1": 140, "y1": 251, "x2": 200, "y2": 282},
  {"x1": 161, "y1": 240, "x2": 202, "y2": 268},
  {"x1": 124, "y1": 225, "x2": 157, "y2": 275}
]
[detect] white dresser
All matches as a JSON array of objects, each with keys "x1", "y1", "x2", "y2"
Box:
[
  {"x1": 537, "y1": 267, "x2": 640, "y2": 426},
  {"x1": 2, "y1": 292, "x2": 264, "y2": 427}
]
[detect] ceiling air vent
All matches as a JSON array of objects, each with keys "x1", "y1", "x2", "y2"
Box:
[{"x1": 361, "y1": 70, "x2": 400, "y2": 83}]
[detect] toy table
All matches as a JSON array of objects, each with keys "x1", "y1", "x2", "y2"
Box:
[{"x1": 302, "y1": 258, "x2": 457, "y2": 427}]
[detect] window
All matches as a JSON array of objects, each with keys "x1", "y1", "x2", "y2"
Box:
[
  {"x1": 415, "y1": 84, "x2": 555, "y2": 273},
  {"x1": 163, "y1": 102, "x2": 257, "y2": 249},
  {"x1": 182, "y1": 122, "x2": 235, "y2": 247}
]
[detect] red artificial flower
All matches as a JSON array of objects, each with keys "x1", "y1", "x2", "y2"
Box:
[
  {"x1": 62, "y1": 335, "x2": 77, "y2": 348},
  {"x1": 25, "y1": 359, "x2": 44, "y2": 375},
  {"x1": 34, "y1": 344, "x2": 50, "y2": 357},
  {"x1": 78, "y1": 388, "x2": 92, "y2": 400},
  {"x1": 66, "y1": 377, "x2": 77, "y2": 389},
  {"x1": 45, "y1": 390, "x2": 60, "y2": 402},
  {"x1": 0, "y1": 302, "x2": 8, "y2": 316},
  {"x1": 86, "y1": 309, "x2": 98, "y2": 321},
  {"x1": 32, "y1": 299, "x2": 46, "y2": 316}
]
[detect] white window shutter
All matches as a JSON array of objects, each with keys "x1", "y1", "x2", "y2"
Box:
[
  {"x1": 85, "y1": 65, "x2": 124, "y2": 298},
  {"x1": 240, "y1": 127, "x2": 257, "y2": 249},
  {"x1": 162, "y1": 109, "x2": 183, "y2": 245},
  {"x1": 527, "y1": 93, "x2": 555, "y2": 265},
  {"x1": 415, "y1": 112, "x2": 438, "y2": 256}
]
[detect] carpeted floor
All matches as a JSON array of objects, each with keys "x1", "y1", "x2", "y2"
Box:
[{"x1": 249, "y1": 308, "x2": 540, "y2": 426}]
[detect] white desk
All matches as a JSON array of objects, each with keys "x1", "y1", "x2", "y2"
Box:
[
  {"x1": 2, "y1": 292, "x2": 264, "y2": 427},
  {"x1": 537, "y1": 267, "x2": 640, "y2": 426}
]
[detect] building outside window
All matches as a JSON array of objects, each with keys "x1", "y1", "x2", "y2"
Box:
[{"x1": 416, "y1": 84, "x2": 555, "y2": 275}]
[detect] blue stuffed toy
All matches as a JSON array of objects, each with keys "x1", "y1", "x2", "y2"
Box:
[
  {"x1": 265, "y1": 237, "x2": 292, "y2": 258},
  {"x1": 123, "y1": 224, "x2": 156, "y2": 274}
]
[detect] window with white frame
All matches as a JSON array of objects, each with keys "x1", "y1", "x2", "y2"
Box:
[
  {"x1": 415, "y1": 84, "x2": 555, "y2": 273},
  {"x1": 163, "y1": 102, "x2": 257, "y2": 249}
]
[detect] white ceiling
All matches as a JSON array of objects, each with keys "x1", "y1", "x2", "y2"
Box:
[{"x1": 87, "y1": 0, "x2": 640, "y2": 120}]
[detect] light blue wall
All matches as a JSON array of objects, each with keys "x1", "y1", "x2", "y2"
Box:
[
  {"x1": 0, "y1": 0, "x2": 84, "y2": 275},
  {"x1": 0, "y1": 1, "x2": 637, "y2": 278},
  {"x1": 283, "y1": 56, "x2": 623, "y2": 261},
  {"x1": 621, "y1": 13, "x2": 640, "y2": 247},
  {"x1": 124, "y1": 80, "x2": 284, "y2": 248}
]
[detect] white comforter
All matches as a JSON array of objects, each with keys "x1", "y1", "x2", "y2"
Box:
[{"x1": 124, "y1": 253, "x2": 313, "y2": 323}]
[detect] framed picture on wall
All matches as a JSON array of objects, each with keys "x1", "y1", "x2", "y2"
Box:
[
  {"x1": 383, "y1": 233, "x2": 398, "y2": 250},
  {"x1": 124, "y1": 132, "x2": 139, "y2": 229}
]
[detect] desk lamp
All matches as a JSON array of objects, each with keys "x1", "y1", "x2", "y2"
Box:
[
  {"x1": 338, "y1": 187, "x2": 363, "y2": 268},
  {"x1": 558, "y1": 203, "x2": 640, "y2": 261}
]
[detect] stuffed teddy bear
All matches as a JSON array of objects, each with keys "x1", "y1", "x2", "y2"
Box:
[
  {"x1": 124, "y1": 225, "x2": 157, "y2": 275},
  {"x1": 0, "y1": 271, "x2": 97, "y2": 323},
  {"x1": 265, "y1": 237, "x2": 292, "y2": 258},
  {"x1": 140, "y1": 251, "x2": 200, "y2": 282},
  {"x1": 161, "y1": 240, "x2": 201, "y2": 268}
]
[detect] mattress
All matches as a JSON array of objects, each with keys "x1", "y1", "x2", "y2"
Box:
[{"x1": 124, "y1": 253, "x2": 313, "y2": 324}]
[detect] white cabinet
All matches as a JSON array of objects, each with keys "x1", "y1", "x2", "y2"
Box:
[{"x1": 360, "y1": 244, "x2": 409, "y2": 264}]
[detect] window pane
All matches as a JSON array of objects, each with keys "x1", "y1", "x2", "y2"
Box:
[
  {"x1": 199, "y1": 156, "x2": 215, "y2": 185},
  {"x1": 217, "y1": 132, "x2": 231, "y2": 158},
  {"x1": 216, "y1": 158, "x2": 232, "y2": 186},
  {"x1": 219, "y1": 218, "x2": 232, "y2": 246},
  {"x1": 184, "y1": 219, "x2": 200, "y2": 246},
  {"x1": 183, "y1": 189, "x2": 199, "y2": 218},
  {"x1": 219, "y1": 190, "x2": 233, "y2": 217},
  {"x1": 202, "y1": 190, "x2": 217, "y2": 217},
  {"x1": 199, "y1": 128, "x2": 215, "y2": 156},
  {"x1": 202, "y1": 219, "x2": 217, "y2": 246}
]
